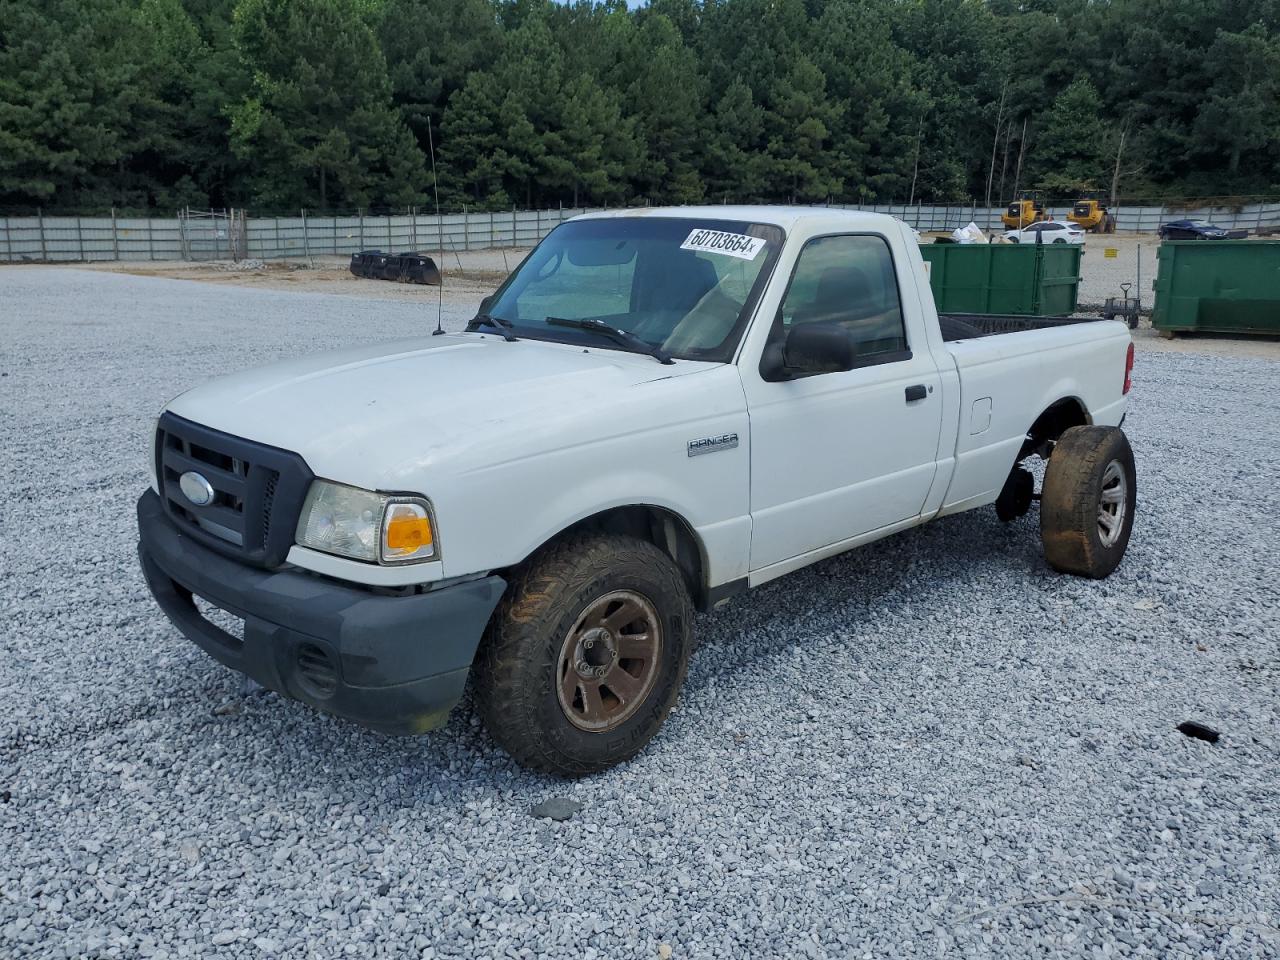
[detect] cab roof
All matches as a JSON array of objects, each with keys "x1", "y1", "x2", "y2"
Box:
[{"x1": 573, "y1": 204, "x2": 902, "y2": 232}]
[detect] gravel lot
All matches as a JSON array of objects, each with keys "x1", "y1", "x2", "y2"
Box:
[
  {"x1": 2, "y1": 267, "x2": 1278, "y2": 959},
  {"x1": 1075, "y1": 235, "x2": 1158, "y2": 308}
]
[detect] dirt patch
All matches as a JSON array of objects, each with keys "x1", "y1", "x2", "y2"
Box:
[{"x1": 57, "y1": 251, "x2": 530, "y2": 304}]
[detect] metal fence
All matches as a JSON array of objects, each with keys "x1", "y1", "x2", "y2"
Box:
[
  {"x1": 897, "y1": 201, "x2": 1280, "y2": 234},
  {"x1": 0, "y1": 207, "x2": 599, "y2": 263},
  {"x1": 4, "y1": 202, "x2": 1279, "y2": 263}
]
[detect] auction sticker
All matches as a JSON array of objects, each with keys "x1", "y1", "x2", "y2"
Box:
[{"x1": 680, "y1": 229, "x2": 766, "y2": 261}]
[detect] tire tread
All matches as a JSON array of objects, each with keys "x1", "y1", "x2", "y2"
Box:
[
  {"x1": 474, "y1": 533, "x2": 692, "y2": 776},
  {"x1": 1040, "y1": 425, "x2": 1135, "y2": 578}
]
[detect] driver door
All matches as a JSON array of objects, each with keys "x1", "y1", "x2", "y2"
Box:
[{"x1": 741, "y1": 233, "x2": 944, "y2": 574}]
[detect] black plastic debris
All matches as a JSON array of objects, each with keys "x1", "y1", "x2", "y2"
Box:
[
  {"x1": 350, "y1": 249, "x2": 440, "y2": 284},
  {"x1": 400, "y1": 252, "x2": 442, "y2": 285},
  {"x1": 373, "y1": 253, "x2": 403, "y2": 281},
  {"x1": 1177, "y1": 721, "x2": 1221, "y2": 743},
  {"x1": 349, "y1": 250, "x2": 384, "y2": 278}
]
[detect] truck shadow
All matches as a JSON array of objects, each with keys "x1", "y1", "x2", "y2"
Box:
[
  {"x1": 218, "y1": 503, "x2": 1051, "y2": 798},
  {"x1": 686, "y1": 505, "x2": 1048, "y2": 671}
]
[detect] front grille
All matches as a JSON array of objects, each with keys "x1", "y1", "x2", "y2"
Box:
[
  {"x1": 155, "y1": 412, "x2": 314, "y2": 567},
  {"x1": 261, "y1": 472, "x2": 279, "y2": 544}
]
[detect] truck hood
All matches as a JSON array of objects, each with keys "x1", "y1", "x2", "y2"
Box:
[{"x1": 165, "y1": 332, "x2": 715, "y2": 489}]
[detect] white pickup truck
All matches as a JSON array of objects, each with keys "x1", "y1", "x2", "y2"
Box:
[{"x1": 138, "y1": 206, "x2": 1136, "y2": 775}]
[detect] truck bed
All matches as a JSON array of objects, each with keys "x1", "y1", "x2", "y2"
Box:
[
  {"x1": 938, "y1": 313, "x2": 1099, "y2": 341},
  {"x1": 935, "y1": 313, "x2": 1131, "y2": 515}
]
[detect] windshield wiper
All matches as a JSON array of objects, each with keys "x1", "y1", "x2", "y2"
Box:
[
  {"x1": 544, "y1": 317, "x2": 674, "y2": 365},
  {"x1": 468, "y1": 313, "x2": 519, "y2": 342}
]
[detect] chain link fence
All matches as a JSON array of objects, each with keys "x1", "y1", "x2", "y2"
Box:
[{"x1": 4, "y1": 201, "x2": 1279, "y2": 264}]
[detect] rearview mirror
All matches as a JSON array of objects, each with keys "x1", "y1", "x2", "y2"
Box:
[
  {"x1": 782, "y1": 323, "x2": 856, "y2": 376},
  {"x1": 566, "y1": 240, "x2": 635, "y2": 267}
]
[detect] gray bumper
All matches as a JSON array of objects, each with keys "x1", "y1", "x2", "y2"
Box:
[{"x1": 137, "y1": 489, "x2": 505, "y2": 734}]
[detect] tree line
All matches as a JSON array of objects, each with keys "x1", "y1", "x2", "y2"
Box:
[{"x1": 1, "y1": 0, "x2": 1277, "y2": 215}]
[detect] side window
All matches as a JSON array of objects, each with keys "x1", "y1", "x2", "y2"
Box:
[{"x1": 774, "y1": 235, "x2": 908, "y2": 362}]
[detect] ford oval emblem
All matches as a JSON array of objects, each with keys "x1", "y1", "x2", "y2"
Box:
[{"x1": 179, "y1": 471, "x2": 215, "y2": 507}]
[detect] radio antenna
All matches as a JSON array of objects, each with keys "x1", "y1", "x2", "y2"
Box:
[{"x1": 427, "y1": 116, "x2": 445, "y2": 336}]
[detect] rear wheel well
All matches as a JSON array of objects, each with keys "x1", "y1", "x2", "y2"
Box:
[
  {"x1": 1021, "y1": 397, "x2": 1091, "y2": 460},
  {"x1": 518, "y1": 506, "x2": 708, "y2": 611}
]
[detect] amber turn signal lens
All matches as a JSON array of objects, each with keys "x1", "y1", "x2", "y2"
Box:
[{"x1": 381, "y1": 501, "x2": 435, "y2": 562}]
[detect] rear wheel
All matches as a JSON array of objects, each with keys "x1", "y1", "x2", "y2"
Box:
[
  {"x1": 1040, "y1": 426, "x2": 1136, "y2": 578},
  {"x1": 474, "y1": 533, "x2": 694, "y2": 775}
]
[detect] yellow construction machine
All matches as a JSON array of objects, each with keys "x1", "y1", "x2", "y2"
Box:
[
  {"x1": 1068, "y1": 197, "x2": 1116, "y2": 233},
  {"x1": 1001, "y1": 193, "x2": 1046, "y2": 230}
]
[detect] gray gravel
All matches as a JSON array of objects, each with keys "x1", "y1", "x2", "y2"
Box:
[{"x1": 2, "y1": 267, "x2": 1279, "y2": 959}]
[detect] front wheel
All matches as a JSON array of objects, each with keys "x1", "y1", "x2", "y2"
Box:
[
  {"x1": 1040, "y1": 426, "x2": 1136, "y2": 578},
  {"x1": 474, "y1": 533, "x2": 694, "y2": 775}
]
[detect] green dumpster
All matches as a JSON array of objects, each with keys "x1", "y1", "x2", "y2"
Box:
[
  {"x1": 1152, "y1": 240, "x2": 1280, "y2": 336},
  {"x1": 919, "y1": 242, "x2": 1082, "y2": 316}
]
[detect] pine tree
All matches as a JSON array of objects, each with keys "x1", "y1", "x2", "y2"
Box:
[
  {"x1": 378, "y1": 0, "x2": 499, "y2": 155},
  {"x1": 703, "y1": 79, "x2": 768, "y2": 203},
  {"x1": 1030, "y1": 78, "x2": 1110, "y2": 194},
  {"x1": 766, "y1": 57, "x2": 842, "y2": 202},
  {"x1": 1194, "y1": 23, "x2": 1280, "y2": 182},
  {"x1": 228, "y1": 0, "x2": 426, "y2": 210}
]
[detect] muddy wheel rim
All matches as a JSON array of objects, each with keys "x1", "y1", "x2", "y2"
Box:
[
  {"x1": 1097, "y1": 459, "x2": 1128, "y2": 548},
  {"x1": 556, "y1": 590, "x2": 662, "y2": 733}
]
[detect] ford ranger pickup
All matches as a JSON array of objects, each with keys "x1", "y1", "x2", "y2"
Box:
[{"x1": 137, "y1": 206, "x2": 1137, "y2": 775}]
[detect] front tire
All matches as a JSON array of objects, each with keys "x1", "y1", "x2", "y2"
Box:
[
  {"x1": 1040, "y1": 426, "x2": 1136, "y2": 578},
  {"x1": 474, "y1": 533, "x2": 694, "y2": 775}
]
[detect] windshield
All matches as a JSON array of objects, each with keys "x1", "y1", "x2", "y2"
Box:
[{"x1": 480, "y1": 217, "x2": 784, "y2": 362}]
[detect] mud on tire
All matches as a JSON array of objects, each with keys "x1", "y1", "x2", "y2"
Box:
[
  {"x1": 1040, "y1": 425, "x2": 1136, "y2": 579},
  {"x1": 473, "y1": 533, "x2": 694, "y2": 776}
]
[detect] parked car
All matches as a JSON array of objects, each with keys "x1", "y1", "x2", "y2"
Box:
[
  {"x1": 138, "y1": 206, "x2": 1136, "y2": 775},
  {"x1": 1003, "y1": 220, "x2": 1086, "y2": 245},
  {"x1": 1158, "y1": 219, "x2": 1247, "y2": 240}
]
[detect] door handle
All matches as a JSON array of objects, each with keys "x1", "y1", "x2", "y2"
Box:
[{"x1": 905, "y1": 384, "x2": 928, "y2": 402}]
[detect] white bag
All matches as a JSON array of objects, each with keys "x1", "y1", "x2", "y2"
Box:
[{"x1": 949, "y1": 221, "x2": 988, "y2": 244}]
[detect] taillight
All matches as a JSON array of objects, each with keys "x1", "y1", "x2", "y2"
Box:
[{"x1": 1123, "y1": 342, "x2": 1135, "y2": 394}]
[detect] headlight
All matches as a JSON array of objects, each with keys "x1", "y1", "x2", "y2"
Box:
[{"x1": 295, "y1": 480, "x2": 437, "y2": 564}]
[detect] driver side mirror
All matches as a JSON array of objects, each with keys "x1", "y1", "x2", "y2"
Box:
[
  {"x1": 478, "y1": 294, "x2": 495, "y2": 314},
  {"x1": 762, "y1": 323, "x2": 856, "y2": 380}
]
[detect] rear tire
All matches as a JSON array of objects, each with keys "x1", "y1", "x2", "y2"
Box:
[
  {"x1": 1040, "y1": 426, "x2": 1136, "y2": 579},
  {"x1": 474, "y1": 533, "x2": 694, "y2": 776}
]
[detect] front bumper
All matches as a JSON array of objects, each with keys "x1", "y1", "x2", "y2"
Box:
[{"x1": 137, "y1": 490, "x2": 505, "y2": 734}]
